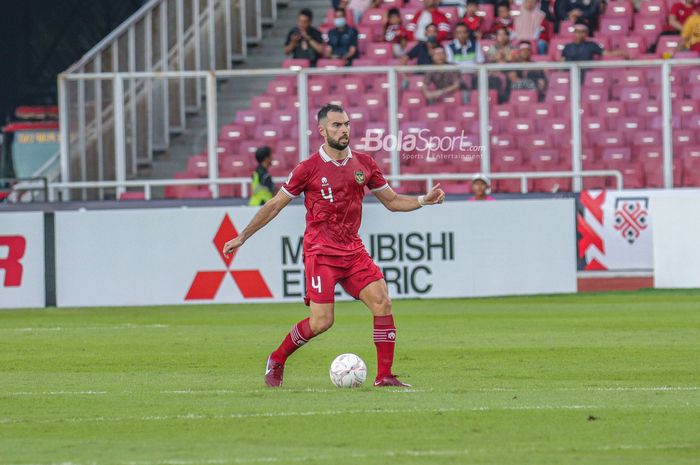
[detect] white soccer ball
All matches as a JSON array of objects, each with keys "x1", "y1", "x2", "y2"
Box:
[{"x1": 329, "y1": 353, "x2": 367, "y2": 388}]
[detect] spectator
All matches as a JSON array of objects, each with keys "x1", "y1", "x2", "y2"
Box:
[
  {"x1": 422, "y1": 46, "x2": 468, "y2": 104},
  {"x1": 462, "y1": 0, "x2": 484, "y2": 40},
  {"x1": 446, "y1": 22, "x2": 485, "y2": 65},
  {"x1": 401, "y1": 23, "x2": 440, "y2": 65},
  {"x1": 406, "y1": 0, "x2": 452, "y2": 42},
  {"x1": 681, "y1": 6, "x2": 700, "y2": 52},
  {"x1": 326, "y1": 8, "x2": 359, "y2": 65},
  {"x1": 488, "y1": 3, "x2": 514, "y2": 38},
  {"x1": 249, "y1": 146, "x2": 276, "y2": 206},
  {"x1": 507, "y1": 41, "x2": 548, "y2": 101},
  {"x1": 468, "y1": 174, "x2": 495, "y2": 201},
  {"x1": 514, "y1": 0, "x2": 551, "y2": 54},
  {"x1": 344, "y1": 0, "x2": 383, "y2": 25},
  {"x1": 670, "y1": 0, "x2": 699, "y2": 32},
  {"x1": 561, "y1": 23, "x2": 626, "y2": 60},
  {"x1": 554, "y1": 0, "x2": 602, "y2": 33},
  {"x1": 384, "y1": 7, "x2": 409, "y2": 57},
  {"x1": 486, "y1": 27, "x2": 514, "y2": 62},
  {"x1": 284, "y1": 9, "x2": 326, "y2": 66}
]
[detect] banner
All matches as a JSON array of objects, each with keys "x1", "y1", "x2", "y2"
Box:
[
  {"x1": 653, "y1": 196, "x2": 700, "y2": 288},
  {"x1": 577, "y1": 189, "x2": 700, "y2": 271},
  {"x1": 54, "y1": 199, "x2": 576, "y2": 307},
  {"x1": 0, "y1": 212, "x2": 45, "y2": 308}
]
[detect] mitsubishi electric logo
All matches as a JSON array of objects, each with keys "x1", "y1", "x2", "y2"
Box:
[{"x1": 185, "y1": 214, "x2": 273, "y2": 300}]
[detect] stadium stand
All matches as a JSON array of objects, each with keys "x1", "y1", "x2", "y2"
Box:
[{"x1": 163, "y1": 0, "x2": 700, "y2": 198}]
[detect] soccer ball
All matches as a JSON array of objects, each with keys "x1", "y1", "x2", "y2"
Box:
[{"x1": 329, "y1": 353, "x2": 367, "y2": 388}]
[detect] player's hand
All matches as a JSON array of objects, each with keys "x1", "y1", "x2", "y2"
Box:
[
  {"x1": 423, "y1": 183, "x2": 445, "y2": 205},
  {"x1": 223, "y1": 237, "x2": 244, "y2": 257}
]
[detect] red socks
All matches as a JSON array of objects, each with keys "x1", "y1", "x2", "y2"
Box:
[
  {"x1": 270, "y1": 315, "x2": 397, "y2": 379},
  {"x1": 373, "y1": 314, "x2": 396, "y2": 378},
  {"x1": 271, "y1": 317, "x2": 315, "y2": 364}
]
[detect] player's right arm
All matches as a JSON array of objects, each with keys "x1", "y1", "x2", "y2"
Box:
[
  {"x1": 223, "y1": 162, "x2": 309, "y2": 256},
  {"x1": 222, "y1": 190, "x2": 292, "y2": 256}
]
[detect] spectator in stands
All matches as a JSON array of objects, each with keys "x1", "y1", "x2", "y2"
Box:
[
  {"x1": 669, "y1": 0, "x2": 699, "y2": 32},
  {"x1": 249, "y1": 146, "x2": 276, "y2": 206},
  {"x1": 406, "y1": 0, "x2": 452, "y2": 42},
  {"x1": 336, "y1": 0, "x2": 383, "y2": 25},
  {"x1": 401, "y1": 23, "x2": 440, "y2": 65},
  {"x1": 446, "y1": 23, "x2": 485, "y2": 65},
  {"x1": 554, "y1": 0, "x2": 602, "y2": 33},
  {"x1": 284, "y1": 9, "x2": 326, "y2": 66},
  {"x1": 507, "y1": 41, "x2": 548, "y2": 101},
  {"x1": 468, "y1": 174, "x2": 495, "y2": 201},
  {"x1": 485, "y1": 28, "x2": 512, "y2": 103},
  {"x1": 488, "y1": 3, "x2": 514, "y2": 39},
  {"x1": 681, "y1": 6, "x2": 700, "y2": 52},
  {"x1": 421, "y1": 46, "x2": 469, "y2": 104},
  {"x1": 462, "y1": 0, "x2": 484, "y2": 40},
  {"x1": 513, "y1": 0, "x2": 551, "y2": 54},
  {"x1": 561, "y1": 23, "x2": 626, "y2": 60},
  {"x1": 326, "y1": 8, "x2": 359, "y2": 65},
  {"x1": 384, "y1": 7, "x2": 409, "y2": 58},
  {"x1": 486, "y1": 27, "x2": 514, "y2": 62}
]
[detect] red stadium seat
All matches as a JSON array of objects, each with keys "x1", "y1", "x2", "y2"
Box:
[
  {"x1": 595, "y1": 131, "x2": 625, "y2": 148},
  {"x1": 604, "y1": 0, "x2": 634, "y2": 18},
  {"x1": 618, "y1": 36, "x2": 647, "y2": 59},
  {"x1": 360, "y1": 8, "x2": 387, "y2": 27},
  {"x1": 119, "y1": 191, "x2": 146, "y2": 201},
  {"x1": 509, "y1": 89, "x2": 538, "y2": 105},
  {"x1": 281, "y1": 59, "x2": 310, "y2": 70},
  {"x1": 632, "y1": 130, "x2": 661, "y2": 147},
  {"x1": 366, "y1": 43, "x2": 393, "y2": 63},
  {"x1": 606, "y1": 161, "x2": 645, "y2": 188},
  {"x1": 601, "y1": 146, "x2": 632, "y2": 162},
  {"x1": 599, "y1": 17, "x2": 630, "y2": 36},
  {"x1": 582, "y1": 88, "x2": 609, "y2": 104},
  {"x1": 656, "y1": 35, "x2": 682, "y2": 57},
  {"x1": 637, "y1": 0, "x2": 666, "y2": 16},
  {"x1": 316, "y1": 58, "x2": 346, "y2": 69},
  {"x1": 682, "y1": 114, "x2": 700, "y2": 131},
  {"x1": 235, "y1": 109, "x2": 263, "y2": 138},
  {"x1": 673, "y1": 130, "x2": 697, "y2": 149},
  {"x1": 186, "y1": 155, "x2": 209, "y2": 178},
  {"x1": 584, "y1": 69, "x2": 612, "y2": 89},
  {"x1": 266, "y1": 77, "x2": 296, "y2": 97},
  {"x1": 634, "y1": 17, "x2": 664, "y2": 45}
]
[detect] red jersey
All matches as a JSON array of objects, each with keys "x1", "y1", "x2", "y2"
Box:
[
  {"x1": 281, "y1": 146, "x2": 389, "y2": 257},
  {"x1": 671, "y1": 2, "x2": 698, "y2": 25},
  {"x1": 463, "y1": 13, "x2": 483, "y2": 33}
]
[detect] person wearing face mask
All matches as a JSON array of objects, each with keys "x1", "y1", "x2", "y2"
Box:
[
  {"x1": 405, "y1": 0, "x2": 451, "y2": 43},
  {"x1": 326, "y1": 8, "x2": 359, "y2": 65},
  {"x1": 401, "y1": 23, "x2": 440, "y2": 65}
]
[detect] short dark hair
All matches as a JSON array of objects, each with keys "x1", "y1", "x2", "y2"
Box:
[
  {"x1": 518, "y1": 40, "x2": 532, "y2": 47},
  {"x1": 497, "y1": 2, "x2": 510, "y2": 9},
  {"x1": 387, "y1": 7, "x2": 401, "y2": 16},
  {"x1": 255, "y1": 146, "x2": 272, "y2": 164},
  {"x1": 467, "y1": 0, "x2": 478, "y2": 5},
  {"x1": 334, "y1": 7, "x2": 346, "y2": 15},
  {"x1": 454, "y1": 22, "x2": 468, "y2": 30},
  {"x1": 299, "y1": 8, "x2": 313, "y2": 21},
  {"x1": 317, "y1": 103, "x2": 345, "y2": 123}
]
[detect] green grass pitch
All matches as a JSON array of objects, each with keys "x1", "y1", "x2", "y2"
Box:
[{"x1": 1, "y1": 290, "x2": 699, "y2": 465}]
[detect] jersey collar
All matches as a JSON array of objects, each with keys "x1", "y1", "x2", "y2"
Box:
[{"x1": 320, "y1": 144, "x2": 353, "y2": 166}]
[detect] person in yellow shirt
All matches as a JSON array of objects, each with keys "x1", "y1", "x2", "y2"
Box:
[{"x1": 681, "y1": 7, "x2": 700, "y2": 52}]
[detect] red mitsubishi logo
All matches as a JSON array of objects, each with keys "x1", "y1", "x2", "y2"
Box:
[{"x1": 185, "y1": 214, "x2": 273, "y2": 300}]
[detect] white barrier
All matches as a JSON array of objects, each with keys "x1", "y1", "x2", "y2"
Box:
[
  {"x1": 653, "y1": 196, "x2": 700, "y2": 288},
  {"x1": 0, "y1": 212, "x2": 45, "y2": 309},
  {"x1": 54, "y1": 199, "x2": 576, "y2": 307},
  {"x1": 578, "y1": 188, "x2": 700, "y2": 272}
]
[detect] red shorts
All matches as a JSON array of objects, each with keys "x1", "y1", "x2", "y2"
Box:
[{"x1": 303, "y1": 250, "x2": 384, "y2": 306}]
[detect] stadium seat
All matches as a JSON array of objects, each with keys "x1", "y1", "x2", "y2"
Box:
[
  {"x1": 637, "y1": 0, "x2": 666, "y2": 16},
  {"x1": 281, "y1": 59, "x2": 310, "y2": 70},
  {"x1": 235, "y1": 109, "x2": 263, "y2": 138},
  {"x1": 584, "y1": 70, "x2": 612, "y2": 89},
  {"x1": 509, "y1": 89, "x2": 538, "y2": 105},
  {"x1": 604, "y1": 0, "x2": 634, "y2": 19},
  {"x1": 682, "y1": 114, "x2": 700, "y2": 130},
  {"x1": 366, "y1": 43, "x2": 393, "y2": 63},
  {"x1": 266, "y1": 77, "x2": 296, "y2": 97},
  {"x1": 119, "y1": 191, "x2": 146, "y2": 201},
  {"x1": 186, "y1": 155, "x2": 209, "y2": 178},
  {"x1": 599, "y1": 17, "x2": 630, "y2": 36},
  {"x1": 618, "y1": 36, "x2": 647, "y2": 59},
  {"x1": 606, "y1": 161, "x2": 646, "y2": 188},
  {"x1": 656, "y1": 35, "x2": 682, "y2": 57}
]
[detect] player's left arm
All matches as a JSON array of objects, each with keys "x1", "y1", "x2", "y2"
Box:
[{"x1": 373, "y1": 183, "x2": 445, "y2": 212}]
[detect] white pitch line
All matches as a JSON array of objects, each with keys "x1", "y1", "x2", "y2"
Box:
[
  {"x1": 0, "y1": 405, "x2": 599, "y2": 425},
  {"x1": 4, "y1": 324, "x2": 169, "y2": 332},
  {"x1": 5, "y1": 444, "x2": 699, "y2": 465}
]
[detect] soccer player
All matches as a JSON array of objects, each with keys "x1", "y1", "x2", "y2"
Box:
[{"x1": 222, "y1": 104, "x2": 445, "y2": 388}]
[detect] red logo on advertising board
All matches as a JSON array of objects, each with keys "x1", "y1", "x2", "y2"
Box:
[
  {"x1": 185, "y1": 215, "x2": 273, "y2": 300},
  {"x1": 0, "y1": 236, "x2": 26, "y2": 287},
  {"x1": 614, "y1": 198, "x2": 648, "y2": 244}
]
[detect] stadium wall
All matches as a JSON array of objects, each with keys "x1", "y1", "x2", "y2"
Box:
[
  {"x1": 1, "y1": 199, "x2": 576, "y2": 308},
  {"x1": 653, "y1": 196, "x2": 700, "y2": 288}
]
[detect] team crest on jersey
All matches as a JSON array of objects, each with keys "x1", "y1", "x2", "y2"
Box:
[{"x1": 354, "y1": 171, "x2": 365, "y2": 185}]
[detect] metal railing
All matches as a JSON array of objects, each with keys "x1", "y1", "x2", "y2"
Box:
[
  {"x1": 0, "y1": 177, "x2": 49, "y2": 203},
  {"x1": 57, "y1": 58, "x2": 700, "y2": 200},
  {"x1": 46, "y1": 170, "x2": 623, "y2": 201},
  {"x1": 53, "y1": 0, "x2": 265, "y2": 193}
]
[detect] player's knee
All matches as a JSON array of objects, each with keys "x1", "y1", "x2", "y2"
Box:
[
  {"x1": 373, "y1": 294, "x2": 392, "y2": 316},
  {"x1": 311, "y1": 314, "x2": 334, "y2": 334}
]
